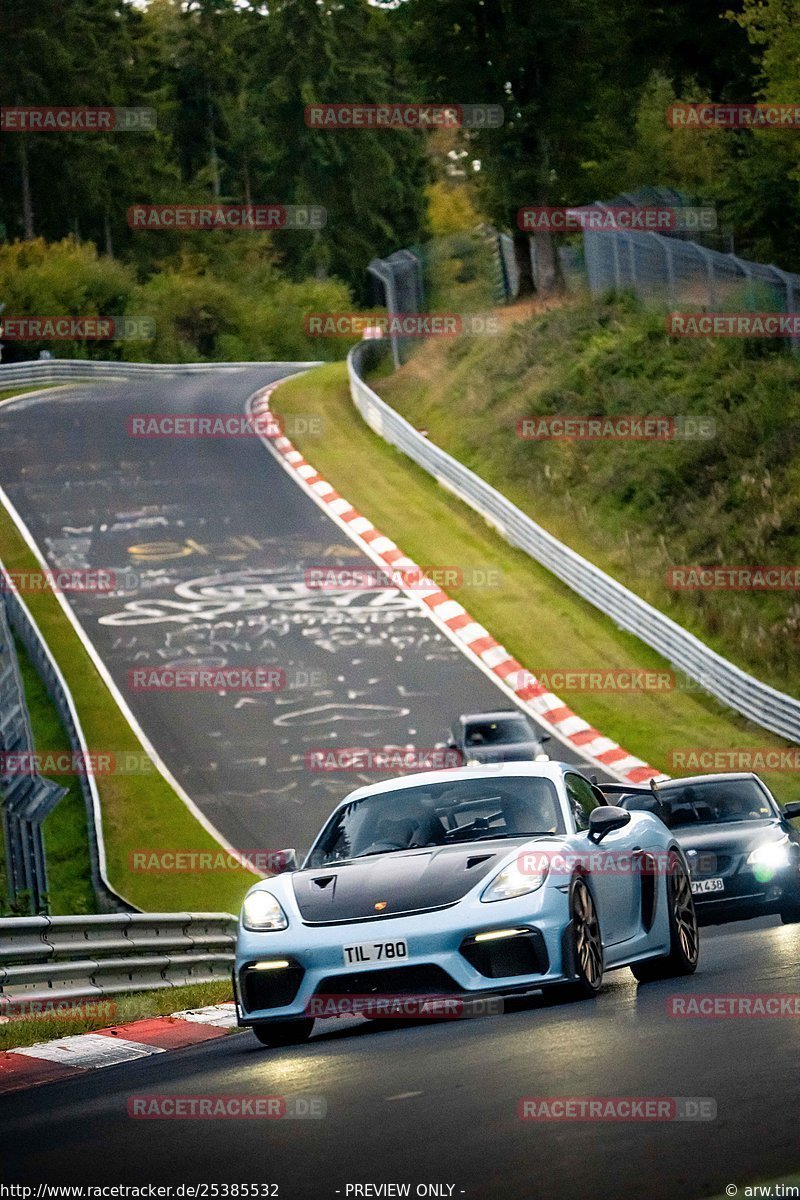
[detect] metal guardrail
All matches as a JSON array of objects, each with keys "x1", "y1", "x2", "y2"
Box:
[
  {"x1": 0, "y1": 913, "x2": 236, "y2": 1007},
  {"x1": 2, "y1": 581, "x2": 134, "y2": 914},
  {"x1": 0, "y1": 359, "x2": 322, "y2": 387},
  {"x1": 348, "y1": 340, "x2": 800, "y2": 746},
  {"x1": 0, "y1": 593, "x2": 65, "y2": 912}
]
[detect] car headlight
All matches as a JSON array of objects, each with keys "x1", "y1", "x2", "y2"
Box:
[
  {"x1": 747, "y1": 837, "x2": 791, "y2": 872},
  {"x1": 481, "y1": 859, "x2": 548, "y2": 902},
  {"x1": 241, "y1": 890, "x2": 288, "y2": 931}
]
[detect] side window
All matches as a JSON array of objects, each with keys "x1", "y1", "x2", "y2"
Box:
[{"x1": 565, "y1": 773, "x2": 601, "y2": 832}]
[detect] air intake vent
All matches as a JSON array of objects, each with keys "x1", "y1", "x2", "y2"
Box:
[
  {"x1": 313, "y1": 876, "x2": 335, "y2": 889},
  {"x1": 466, "y1": 855, "x2": 493, "y2": 870}
]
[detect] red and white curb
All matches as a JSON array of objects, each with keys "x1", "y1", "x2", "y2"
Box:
[
  {"x1": 0, "y1": 1003, "x2": 237, "y2": 1095},
  {"x1": 249, "y1": 381, "x2": 667, "y2": 787}
]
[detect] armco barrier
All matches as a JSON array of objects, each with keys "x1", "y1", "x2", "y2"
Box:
[
  {"x1": 348, "y1": 340, "x2": 800, "y2": 745},
  {"x1": 0, "y1": 912, "x2": 237, "y2": 1006},
  {"x1": 2, "y1": 580, "x2": 133, "y2": 914},
  {"x1": 0, "y1": 359, "x2": 322, "y2": 388},
  {"x1": 0, "y1": 590, "x2": 65, "y2": 912}
]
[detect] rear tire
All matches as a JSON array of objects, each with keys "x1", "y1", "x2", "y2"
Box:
[
  {"x1": 550, "y1": 876, "x2": 604, "y2": 1002},
  {"x1": 252, "y1": 1018, "x2": 314, "y2": 1047},
  {"x1": 631, "y1": 852, "x2": 699, "y2": 982}
]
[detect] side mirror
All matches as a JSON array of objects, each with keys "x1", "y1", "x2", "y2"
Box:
[
  {"x1": 273, "y1": 848, "x2": 298, "y2": 874},
  {"x1": 588, "y1": 806, "x2": 631, "y2": 844},
  {"x1": 783, "y1": 802, "x2": 800, "y2": 821}
]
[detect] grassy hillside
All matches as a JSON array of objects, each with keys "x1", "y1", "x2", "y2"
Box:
[{"x1": 376, "y1": 296, "x2": 800, "y2": 699}]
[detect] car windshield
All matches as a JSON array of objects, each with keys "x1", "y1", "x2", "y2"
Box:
[
  {"x1": 463, "y1": 718, "x2": 533, "y2": 747},
  {"x1": 307, "y1": 776, "x2": 565, "y2": 866},
  {"x1": 632, "y1": 780, "x2": 775, "y2": 828}
]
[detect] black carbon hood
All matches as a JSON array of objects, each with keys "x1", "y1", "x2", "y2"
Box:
[{"x1": 292, "y1": 839, "x2": 531, "y2": 923}]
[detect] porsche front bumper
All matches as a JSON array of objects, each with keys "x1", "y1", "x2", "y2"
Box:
[{"x1": 235, "y1": 891, "x2": 574, "y2": 1025}]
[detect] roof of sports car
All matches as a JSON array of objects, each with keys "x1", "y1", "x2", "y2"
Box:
[
  {"x1": 337, "y1": 759, "x2": 579, "y2": 808},
  {"x1": 655, "y1": 772, "x2": 762, "y2": 788}
]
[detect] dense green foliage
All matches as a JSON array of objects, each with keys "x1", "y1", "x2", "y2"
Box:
[
  {"x1": 0, "y1": 0, "x2": 429, "y2": 289},
  {"x1": 1, "y1": 0, "x2": 799, "y2": 335}
]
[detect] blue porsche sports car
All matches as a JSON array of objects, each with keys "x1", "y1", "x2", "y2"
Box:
[{"x1": 234, "y1": 762, "x2": 699, "y2": 1046}]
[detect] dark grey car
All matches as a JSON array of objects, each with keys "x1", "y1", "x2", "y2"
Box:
[{"x1": 445, "y1": 710, "x2": 551, "y2": 767}]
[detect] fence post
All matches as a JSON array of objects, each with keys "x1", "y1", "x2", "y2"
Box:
[
  {"x1": 767, "y1": 264, "x2": 799, "y2": 352},
  {"x1": 627, "y1": 233, "x2": 638, "y2": 293},
  {"x1": 367, "y1": 259, "x2": 401, "y2": 369},
  {"x1": 694, "y1": 244, "x2": 718, "y2": 308}
]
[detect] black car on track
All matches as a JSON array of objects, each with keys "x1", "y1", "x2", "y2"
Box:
[{"x1": 604, "y1": 773, "x2": 800, "y2": 925}]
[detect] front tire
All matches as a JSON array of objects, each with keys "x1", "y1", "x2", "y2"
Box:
[
  {"x1": 780, "y1": 904, "x2": 800, "y2": 925},
  {"x1": 252, "y1": 1018, "x2": 314, "y2": 1047},
  {"x1": 548, "y1": 876, "x2": 604, "y2": 1002},
  {"x1": 631, "y1": 852, "x2": 699, "y2": 982}
]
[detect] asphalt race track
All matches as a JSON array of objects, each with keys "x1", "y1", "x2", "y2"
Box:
[
  {"x1": 3, "y1": 370, "x2": 800, "y2": 1199},
  {"x1": 0, "y1": 368, "x2": 595, "y2": 856},
  {"x1": 1, "y1": 917, "x2": 798, "y2": 1197}
]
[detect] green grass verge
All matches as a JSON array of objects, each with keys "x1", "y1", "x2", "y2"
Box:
[
  {"x1": 0, "y1": 505, "x2": 257, "y2": 913},
  {"x1": 0, "y1": 979, "x2": 232, "y2": 1052},
  {"x1": 271, "y1": 363, "x2": 800, "y2": 803},
  {"x1": 11, "y1": 634, "x2": 97, "y2": 915},
  {"x1": 0, "y1": 386, "x2": 60, "y2": 402}
]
